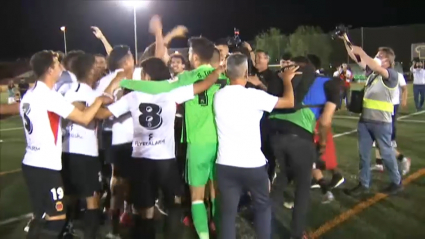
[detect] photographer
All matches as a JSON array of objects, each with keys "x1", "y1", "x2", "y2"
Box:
[
  {"x1": 339, "y1": 33, "x2": 402, "y2": 196},
  {"x1": 410, "y1": 60, "x2": 425, "y2": 111}
]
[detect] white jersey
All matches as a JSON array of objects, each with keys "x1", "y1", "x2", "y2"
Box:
[
  {"x1": 62, "y1": 83, "x2": 100, "y2": 157},
  {"x1": 96, "y1": 70, "x2": 133, "y2": 145},
  {"x1": 392, "y1": 73, "x2": 407, "y2": 105},
  {"x1": 214, "y1": 85, "x2": 278, "y2": 168},
  {"x1": 21, "y1": 81, "x2": 75, "y2": 171},
  {"x1": 55, "y1": 71, "x2": 77, "y2": 95},
  {"x1": 108, "y1": 84, "x2": 194, "y2": 160}
]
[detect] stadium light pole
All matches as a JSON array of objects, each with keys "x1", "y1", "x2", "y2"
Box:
[
  {"x1": 60, "y1": 26, "x2": 67, "y2": 54},
  {"x1": 122, "y1": 1, "x2": 148, "y2": 63}
]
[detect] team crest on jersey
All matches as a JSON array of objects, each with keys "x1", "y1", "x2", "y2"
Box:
[{"x1": 55, "y1": 201, "x2": 64, "y2": 212}]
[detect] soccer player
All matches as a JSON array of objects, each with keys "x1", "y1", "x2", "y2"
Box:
[
  {"x1": 96, "y1": 57, "x2": 224, "y2": 239},
  {"x1": 96, "y1": 45, "x2": 135, "y2": 236},
  {"x1": 169, "y1": 53, "x2": 187, "y2": 77},
  {"x1": 61, "y1": 53, "x2": 121, "y2": 238},
  {"x1": 21, "y1": 50, "x2": 111, "y2": 239},
  {"x1": 119, "y1": 37, "x2": 228, "y2": 239}
]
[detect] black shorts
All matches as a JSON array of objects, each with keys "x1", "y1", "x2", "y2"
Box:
[
  {"x1": 61, "y1": 153, "x2": 102, "y2": 198},
  {"x1": 129, "y1": 158, "x2": 182, "y2": 208},
  {"x1": 107, "y1": 143, "x2": 132, "y2": 179},
  {"x1": 22, "y1": 164, "x2": 66, "y2": 218}
]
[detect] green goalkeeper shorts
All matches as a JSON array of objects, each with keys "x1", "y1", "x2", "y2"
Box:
[{"x1": 186, "y1": 143, "x2": 218, "y2": 187}]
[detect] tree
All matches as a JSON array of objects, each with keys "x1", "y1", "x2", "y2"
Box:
[
  {"x1": 254, "y1": 28, "x2": 289, "y2": 63},
  {"x1": 287, "y1": 26, "x2": 333, "y2": 67}
]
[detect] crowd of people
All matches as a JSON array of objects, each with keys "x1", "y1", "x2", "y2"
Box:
[{"x1": 0, "y1": 15, "x2": 413, "y2": 239}]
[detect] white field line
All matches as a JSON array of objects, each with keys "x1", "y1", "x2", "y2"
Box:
[
  {"x1": 0, "y1": 110, "x2": 424, "y2": 227},
  {"x1": 0, "y1": 127, "x2": 23, "y2": 132}
]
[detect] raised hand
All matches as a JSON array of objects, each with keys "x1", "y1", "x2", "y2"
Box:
[
  {"x1": 149, "y1": 15, "x2": 163, "y2": 35},
  {"x1": 91, "y1": 26, "x2": 104, "y2": 39}
]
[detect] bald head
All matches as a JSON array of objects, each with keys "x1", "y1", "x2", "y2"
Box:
[{"x1": 226, "y1": 54, "x2": 248, "y2": 80}]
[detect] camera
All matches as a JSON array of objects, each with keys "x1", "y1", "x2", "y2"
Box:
[
  {"x1": 227, "y1": 28, "x2": 242, "y2": 47},
  {"x1": 331, "y1": 24, "x2": 351, "y2": 40}
]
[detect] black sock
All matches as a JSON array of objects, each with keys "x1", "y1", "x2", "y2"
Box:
[
  {"x1": 41, "y1": 219, "x2": 66, "y2": 238},
  {"x1": 84, "y1": 209, "x2": 100, "y2": 239},
  {"x1": 397, "y1": 154, "x2": 404, "y2": 162},
  {"x1": 131, "y1": 214, "x2": 142, "y2": 239},
  {"x1": 141, "y1": 218, "x2": 155, "y2": 239},
  {"x1": 26, "y1": 219, "x2": 43, "y2": 239},
  {"x1": 376, "y1": 158, "x2": 383, "y2": 165},
  {"x1": 318, "y1": 178, "x2": 329, "y2": 194},
  {"x1": 111, "y1": 209, "x2": 120, "y2": 235},
  {"x1": 164, "y1": 205, "x2": 183, "y2": 239}
]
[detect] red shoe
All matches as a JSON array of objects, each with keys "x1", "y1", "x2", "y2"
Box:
[
  {"x1": 119, "y1": 211, "x2": 132, "y2": 227},
  {"x1": 183, "y1": 216, "x2": 193, "y2": 227}
]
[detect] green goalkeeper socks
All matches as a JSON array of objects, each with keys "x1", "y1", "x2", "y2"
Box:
[{"x1": 192, "y1": 201, "x2": 209, "y2": 239}]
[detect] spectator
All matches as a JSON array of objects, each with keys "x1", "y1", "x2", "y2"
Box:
[
  {"x1": 7, "y1": 80, "x2": 16, "y2": 104},
  {"x1": 410, "y1": 60, "x2": 425, "y2": 111},
  {"x1": 18, "y1": 78, "x2": 29, "y2": 99}
]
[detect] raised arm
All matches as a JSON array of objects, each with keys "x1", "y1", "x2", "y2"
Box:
[
  {"x1": 92, "y1": 26, "x2": 113, "y2": 55},
  {"x1": 273, "y1": 66, "x2": 299, "y2": 109},
  {"x1": 339, "y1": 33, "x2": 366, "y2": 69}
]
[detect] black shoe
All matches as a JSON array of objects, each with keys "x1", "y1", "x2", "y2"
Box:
[
  {"x1": 343, "y1": 183, "x2": 369, "y2": 197},
  {"x1": 381, "y1": 182, "x2": 403, "y2": 195},
  {"x1": 329, "y1": 173, "x2": 345, "y2": 189}
]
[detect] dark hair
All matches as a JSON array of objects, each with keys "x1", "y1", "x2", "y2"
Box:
[
  {"x1": 140, "y1": 57, "x2": 171, "y2": 81},
  {"x1": 73, "y1": 54, "x2": 96, "y2": 81},
  {"x1": 188, "y1": 37, "x2": 215, "y2": 63},
  {"x1": 30, "y1": 50, "x2": 58, "y2": 78},
  {"x1": 255, "y1": 49, "x2": 269, "y2": 56},
  {"x1": 234, "y1": 46, "x2": 251, "y2": 59},
  {"x1": 63, "y1": 50, "x2": 85, "y2": 71},
  {"x1": 210, "y1": 48, "x2": 220, "y2": 65},
  {"x1": 57, "y1": 51, "x2": 65, "y2": 63},
  {"x1": 108, "y1": 45, "x2": 131, "y2": 71},
  {"x1": 280, "y1": 52, "x2": 292, "y2": 61},
  {"x1": 169, "y1": 53, "x2": 186, "y2": 66},
  {"x1": 215, "y1": 38, "x2": 229, "y2": 47},
  {"x1": 306, "y1": 54, "x2": 321, "y2": 70},
  {"x1": 291, "y1": 56, "x2": 311, "y2": 66}
]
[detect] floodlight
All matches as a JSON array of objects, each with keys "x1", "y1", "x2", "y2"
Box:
[
  {"x1": 122, "y1": 1, "x2": 148, "y2": 9},
  {"x1": 60, "y1": 26, "x2": 66, "y2": 32}
]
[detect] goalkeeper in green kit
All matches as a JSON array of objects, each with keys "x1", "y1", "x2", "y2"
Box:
[{"x1": 121, "y1": 37, "x2": 228, "y2": 239}]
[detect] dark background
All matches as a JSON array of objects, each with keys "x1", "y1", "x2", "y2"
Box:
[{"x1": 1, "y1": 0, "x2": 424, "y2": 61}]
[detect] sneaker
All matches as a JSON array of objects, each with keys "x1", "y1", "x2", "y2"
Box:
[
  {"x1": 311, "y1": 179, "x2": 320, "y2": 189},
  {"x1": 370, "y1": 164, "x2": 384, "y2": 172},
  {"x1": 401, "y1": 157, "x2": 411, "y2": 176},
  {"x1": 321, "y1": 191, "x2": 335, "y2": 204},
  {"x1": 155, "y1": 199, "x2": 168, "y2": 216},
  {"x1": 381, "y1": 182, "x2": 403, "y2": 195},
  {"x1": 391, "y1": 140, "x2": 397, "y2": 148},
  {"x1": 119, "y1": 211, "x2": 132, "y2": 227},
  {"x1": 105, "y1": 232, "x2": 122, "y2": 239},
  {"x1": 372, "y1": 141, "x2": 376, "y2": 147},
  {"x1": 23, "y1": 218, "x2": 33, "y2": 233},
  {"x1": 183, "y1": 215, "x2": 193, "y2": 227},
  {"x1": 283, "y1": 201, "x2": 294, "y2": 209},
  {"x1": 329, "y1": 173, "x2": 345, "y2": 189},
  {"x1": 343, "y1": 183, "x2": 370, "y2": 197}
]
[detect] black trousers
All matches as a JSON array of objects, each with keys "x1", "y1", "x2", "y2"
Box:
[
  {"x1": 217, "y1": 164, "x2": 271, "y2": 239},
  {"x1": 269, "y1": 134, "x2": 315, "y2": 238}
]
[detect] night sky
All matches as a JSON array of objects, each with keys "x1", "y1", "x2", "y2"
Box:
[{"x1": 1, "y1": 0, "x2": 424, "y2": 60}]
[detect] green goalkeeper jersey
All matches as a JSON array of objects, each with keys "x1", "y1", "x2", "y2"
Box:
[{"x1": 120, "y1": 64, "x2": 229, "y2": 144}]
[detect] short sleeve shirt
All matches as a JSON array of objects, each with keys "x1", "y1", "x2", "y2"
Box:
[{"x1": 21, "y1": 81, "x2": 75, "y2": 171}]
